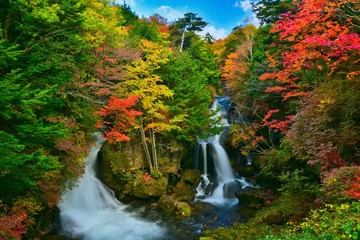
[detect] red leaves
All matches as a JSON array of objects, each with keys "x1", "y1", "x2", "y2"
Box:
[
  {"x1": 344, "y1": 175, "x2": 360, "y2": 200},
  {"x1": 259, "y1": 0, "x2": 360, "y2": 134},
  {"x1": 262, "y1": 0, "x2": 360, "y2": 91},
  {"x1": 0, "y1": 201, "x2": 28, "y2": 240},
  {"x1": 96, "y1": 95, "x2": 142, "y2": 143},
  {"x1": 141, "y1": 172, "x2": 152, "y2": 185},
  {"x1": 263, "y1": 109, "x2": 294, "y2": 133}
]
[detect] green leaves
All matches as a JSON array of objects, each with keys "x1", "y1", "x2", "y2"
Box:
[{"x1": 0, "y1": 131, "x2": 61, "y2": 204}]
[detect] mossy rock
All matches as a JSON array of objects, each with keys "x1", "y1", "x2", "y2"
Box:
[
  {"x1": 180, "y1": 169, "x2": 201, "y2": 186},
  {"x1": 99, "y1": 139, "x2": 147, "y2": 174},
  {"x1": 235, "y1": 187, "x2": 266, "y2": 209},
  {"x1": 175, "y1": 201, "x2": 192, "y2": 218},
  {"x1": 98, "y1": 138, "x2": 147, "y2": 198},
  {"x1": 174, "y1": 181, "x2": 195, "y2": 202},
  {"x1": 158, "y1": 195, "x2": 192, "y2": 218},
  {"x1": 158, "y1": 194, "x2": 177, "y2": 214},
  {"x1": 133, "y1": 175, "x2": 168, "y2": 199}
]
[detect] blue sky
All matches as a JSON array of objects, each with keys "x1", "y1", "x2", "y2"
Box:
[{"x1": 117, "y1": 0, "x2": 259, "y2": 39}]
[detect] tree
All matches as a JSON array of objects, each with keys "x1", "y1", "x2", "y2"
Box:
[
  {"x1": 159, "y1": 53, "x2": 216, "y2": 143},
  {"x1": 252, "y1": 0, "x2": 293, "y2": 25},
  {"x1": 169, "y1": 12, "x2": 207, "y2": 52},
  {"x1": 120, "y1": 40, "x2": 181, "y2": 172},
  {"x1": 204, "y1": 32, "x2": 215, "y2": 44},
  {"x1": 260, "y1": 0, "x2": 360, "y2": 132},
  {"x1": 0, "y1": 0, "x2": 129, "y2": 237},
  {"x1": 96, "y1": 96, "x2": 142, "y2": 142}
]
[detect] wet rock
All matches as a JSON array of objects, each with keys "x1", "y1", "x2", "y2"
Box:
[
  {"x1": 133, "y1": 176, "x2": 168, "y2": 199},
  {"x1": 197, "y1": 177, "x2": 214, "y2": 195},
  {"x1": 158, "y1": 195, "x2": 177, "y2": 214},
  {"x1": 234, "y1": 187, "x2": 266, "y2": 209},
  {"x1": 158, "y1": 195, "x2": 192, "y2": 218},
  {"x1": 175, "y1": 201, "x2": 192, "y2": 218},
  {"x1": 223, "y1": 180, "x2": 243, "y2": 198},
  {"x1": 174, "y1": 181, "x2": 195, "y2": 202},
  {"x1": 192, "y1": 202, "x2": 217, "y2": 215},
  {"x1": 180, "y1": 169, "x2": 201, "y2": 186}
]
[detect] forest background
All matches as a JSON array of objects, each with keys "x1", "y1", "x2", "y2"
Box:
[{"x1": 0, "y1": 0, "x2": 359, "y2": 239}]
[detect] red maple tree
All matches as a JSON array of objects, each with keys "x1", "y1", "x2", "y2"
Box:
[
  {"x1": 96, "y1": 95, "x2": 142, "y2": 142},
  {"x1": 260, "y1": 0, "x2": 360, "y2": 132}
]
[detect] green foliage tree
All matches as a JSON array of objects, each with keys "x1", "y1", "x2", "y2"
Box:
[
  {"x1": 169, "y1": 12, "x2": 207, "y2": 52},
  {"x1": 186, "y1": 38, "x2": 220, "y2": 88},
  {"x1": 0, "y1": 0, "x2": 128, "y2": 237},
  {"x1": 159, "y1": 53, "x2": 216, "y2": 143},
  {"x1": 128, "y1": 19, "x2": 162, "y2": 46},
  {"x1": 252, "y1": 0, "x2": 293, "y2": 25}
]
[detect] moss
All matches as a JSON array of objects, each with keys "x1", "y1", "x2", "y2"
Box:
[
  {"x1": 175, "y1": 201, "x2": 192, "y2": 218},
  {"x1": 133, "y1": 174, "x2": 168, "y2": 199},
  {"x1": 174, "y1": 181, "x2": 195, "y2": 202},
  {"x1": 180, "y1": 169, "x2": 201, "y2": 186}
]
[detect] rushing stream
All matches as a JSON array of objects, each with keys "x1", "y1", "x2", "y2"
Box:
[
  {"x1": 195, "y1": 97, "x2": 254, "y2": 206},
  {"x1": 57, "y1": 133, "x2": 166, "y2": 240}
]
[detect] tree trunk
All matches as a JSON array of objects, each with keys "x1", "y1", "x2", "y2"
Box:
[
  {"x1": 2, "y1": 0, "x2": 11, "y2": 40},
  {"x1": 150, "y1": 128, "x2": 158, "y2": 172},
  {"x1": 180, "y1": 30, "x2": 186, "y2": 53},
  {"x1": 139, "y1": 116, "x2": 153, "y2": 172}
]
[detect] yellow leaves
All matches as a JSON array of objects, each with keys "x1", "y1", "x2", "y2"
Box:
[
  {"x1": 318, "y1": 97, "x2": 335, "y2": 109},
  {"x1": 82, "y1": 1, "x2": 127, "y2": 48},
  {"x1": 121, "y1": 38, "x2": 180, "y2": 133},
  {"x1": 32, "y1": 3, "x2": 62, "y2": 24},
  {"x1": 140, "y1": 40, "x2": 173, "y2": 67}
]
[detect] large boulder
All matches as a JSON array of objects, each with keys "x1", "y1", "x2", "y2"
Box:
[
  {"x1": 133, "y1": 175, "x2": 168, "y2": 199},
  {"x1": 98, "y1": 139, "x2": 147, "y2": 196},
  {"x1": 99, "y1": 139, "x2": 147, "y2": 174},
  {"x1": 180, "y1": 169, "x2": 201, "y2": 186},
  {"x1": 158, "y1": 195, "x2": 177, "y2": 214}
]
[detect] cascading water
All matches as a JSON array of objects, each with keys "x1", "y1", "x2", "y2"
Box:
[
  {"x1": 58, "y1": 133, "x2": 165, "y2": 240},
  {"x1": 195, "y1": 97, "x2": 254, "y2": 206}
]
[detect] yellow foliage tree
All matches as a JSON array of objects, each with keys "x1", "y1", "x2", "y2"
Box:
[{"x1": 120, "y1": 40, "x2": 183, "y2": 172}]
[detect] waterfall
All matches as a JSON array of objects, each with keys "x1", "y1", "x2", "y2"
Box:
[
  {"x1": 195, "y1": 97, "x2": 253, "y2": 206},
  {"x1": 58, "y1": 133, "x2": 165, "y2": 240}
]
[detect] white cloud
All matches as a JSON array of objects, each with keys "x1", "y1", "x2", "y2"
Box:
[
  {"x1": 234, "y1": 0, "x2": 252, "y2": 12},
  {"x1": 156, "y1": 6, "x2": 184, "y2": 22},
  {"x1": 244, "y1": 13, "x2": 260, "y2": 27},
  {"x1": 127, "y1": 0, "x2": 136, "y2": 8},
  {"x1": 197, "y1": 25, "x2": 228, "y2": 40},
  {"x1": 117, "y1": 0, "x2": 136, "y2": 8}
]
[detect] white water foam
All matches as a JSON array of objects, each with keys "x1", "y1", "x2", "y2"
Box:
[{"x1": 58, "y1": 134, "x2": 165, "y2": 240}]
